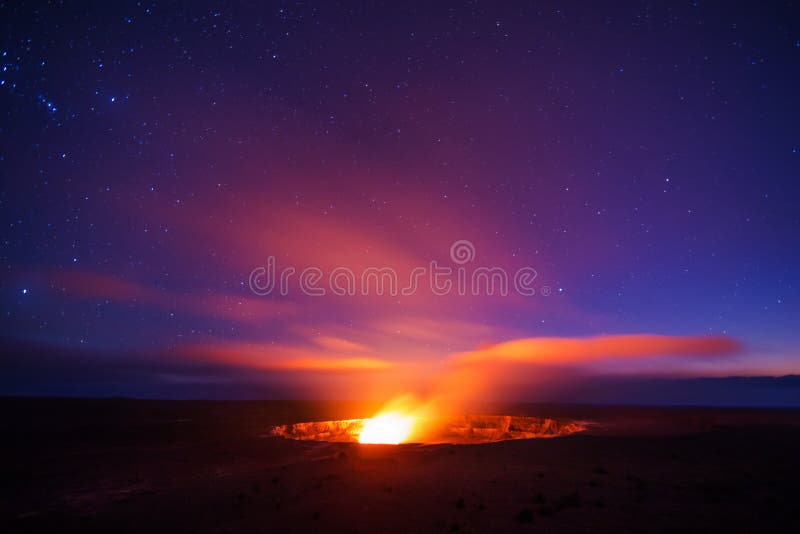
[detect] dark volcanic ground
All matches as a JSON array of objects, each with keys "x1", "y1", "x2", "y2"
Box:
[{"x1": 2, "y1": 398, "x2": 799, "y2": 533}]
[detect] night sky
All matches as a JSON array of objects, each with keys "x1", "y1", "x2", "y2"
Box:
[{"x1": 1, "y1": 1, "x2": 799, "y2": 403}]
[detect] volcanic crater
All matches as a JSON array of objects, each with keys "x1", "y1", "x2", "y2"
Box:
[{"x1": 270, "y1": 414, "x2": 585, "y2": 444}]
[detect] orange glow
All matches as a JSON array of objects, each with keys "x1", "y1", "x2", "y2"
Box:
[
  {"x1": 280, "y1": 357, "x2": 393, "y2": 371},
  {"x1": 451, "y1": 334, "x2": 741, "y2": 366},
  {"x1": 358, "y1": 412, "x2": 416, "y2": 444},
  {"x1": 177, "y1": 342, "x2": 395, "y2": 371},
  {"x1": 272, "y1": 414, "x2": 584, "y2": 444}
]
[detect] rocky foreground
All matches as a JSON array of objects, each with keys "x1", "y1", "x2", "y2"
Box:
[{"x1": 2, "y1": 398, "x2": 800, "y2": 532}]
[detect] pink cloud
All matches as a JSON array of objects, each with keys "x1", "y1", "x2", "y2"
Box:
[{"x1": 451, "y1": 334, "x2": 742, "y2": 367}]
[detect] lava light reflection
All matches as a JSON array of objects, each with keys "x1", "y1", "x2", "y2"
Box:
[{"x1": 358, "y1": 412, "x2": 416, "y2": 444}]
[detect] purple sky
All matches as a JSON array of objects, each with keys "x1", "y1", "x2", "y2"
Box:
[{"x1": 1, "y1": 2, "x2": 799, "y2": 403}]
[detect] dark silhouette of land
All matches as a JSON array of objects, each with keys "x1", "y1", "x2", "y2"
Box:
[{"x1": 2, "y1": 398, "x2": 799, "y2": 532}]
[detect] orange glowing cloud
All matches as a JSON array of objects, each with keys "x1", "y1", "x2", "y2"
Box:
[
  {"x1": 451, "y1": 334, "x2": 742, "y2": 367},
  {"x1": 177, "y1": 341, "x2": 394, "y2": 372},
  {"x1": 277, "y1": 357, "x2": 393, "y2": 371},
  {"x1": 359, "y1": 334, "x2": 747, "y2": 428}
]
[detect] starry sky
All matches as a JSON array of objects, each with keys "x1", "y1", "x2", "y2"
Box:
[{"x1": 1, "y1": 1, "x2": 799, "y2": 403}]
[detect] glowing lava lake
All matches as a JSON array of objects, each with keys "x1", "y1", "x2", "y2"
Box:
[{"x1": 270, "y1": 414, "x2": 585, "y2": 445}]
